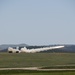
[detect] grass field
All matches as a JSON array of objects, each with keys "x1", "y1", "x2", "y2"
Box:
[
  {"x1": 0, "y1": 53, "x2": 75, "y2": 68},
  {"x1": 0, "y1": 53, "x2": 75, "y2": 75}
]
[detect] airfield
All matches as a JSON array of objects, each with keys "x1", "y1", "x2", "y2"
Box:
[{"x1": 0, "y1": 53, "x2": 75, "y2": 75}]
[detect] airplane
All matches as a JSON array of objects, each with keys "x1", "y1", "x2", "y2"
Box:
[
  {"x1": 8, "y1": 47, "x2": 21, "y2": 53},
  {"x1": 8, "y1": 45, "x2": 64, "y2": 53}
]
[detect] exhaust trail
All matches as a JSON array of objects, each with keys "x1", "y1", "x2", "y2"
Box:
[{"x1": 20, "y1": 46, "x2": 64, "y2": 53}]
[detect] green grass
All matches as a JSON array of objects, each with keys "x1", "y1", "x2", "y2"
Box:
[
  {"x1": 0, "y1": 53, "x2": 75, "y2": 68},
  {"x1": 0, "y1": 70, "x2": 75, "y2": 75},
  {"x1": 0, "y1": 53, "x2": 75, "y2": 75}
]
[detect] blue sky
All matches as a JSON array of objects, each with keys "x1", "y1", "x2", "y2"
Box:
[{"x1": 0, "y1": 0, "x2": 75, "y2": 45}]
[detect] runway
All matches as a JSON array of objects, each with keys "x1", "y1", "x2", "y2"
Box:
[{"x1": 0, "y1": 67, "x2": 75, "y2": 71}]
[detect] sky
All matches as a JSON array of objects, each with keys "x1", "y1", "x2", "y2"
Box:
[{"x1": 0, "y1": 0, "x2": 75, "y2": 45}]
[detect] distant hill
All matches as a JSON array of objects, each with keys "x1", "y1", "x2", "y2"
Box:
[{"x1": 0, "y1": 44, "x2": 28, "y2": 50}]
